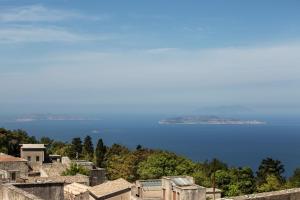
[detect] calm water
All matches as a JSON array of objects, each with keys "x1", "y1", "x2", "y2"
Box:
[{"x1": 1, "y1": 115, "x2": 300, "y2": 176}]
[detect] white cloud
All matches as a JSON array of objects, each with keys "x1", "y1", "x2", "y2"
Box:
[
  {"x1": 0, "y1": 5, "x2": 106, "y2": 22},
  {"x1": 0, "y1": 26, "x2": 113, "y2": 43}
]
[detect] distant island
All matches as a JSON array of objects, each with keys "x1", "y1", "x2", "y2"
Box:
[
  {"x1": 159, "y1": 116, "x2": 266, "y2": 125},
  {"x1": 14, "y1": 113, "x2": 101, "y2": 122}
]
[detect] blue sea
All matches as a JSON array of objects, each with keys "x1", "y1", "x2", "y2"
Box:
[{"x1": 1, "y1": 115, "x2": 300, "y2": 176}]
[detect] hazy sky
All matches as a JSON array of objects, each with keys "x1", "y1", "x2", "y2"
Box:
[{"x1": 0, "y1": 0, "x2": 300, "y2": 115}]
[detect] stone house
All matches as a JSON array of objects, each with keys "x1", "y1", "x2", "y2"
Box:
[
  {"x1": 0, "y1": 153, "x2": 29, "y2": 182},
  {"x1": 20, "y1": 144, "x2": 46, "y2": 164},
  {"x1": 162, "y1": 176, "x2": 206, "y2": 200}
]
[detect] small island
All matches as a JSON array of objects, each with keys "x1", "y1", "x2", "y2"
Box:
[{"x1": 159, "y1": 116, "x2": 266, "y2": 125}]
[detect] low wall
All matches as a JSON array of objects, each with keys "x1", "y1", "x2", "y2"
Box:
[
  {"x1": 221, "y1": 188, "x2": 300, "y2": 200},
  {"x1": 0, "y1": 184, "x2": 42, "y2": 200},
  {"x1": 14, "y1": 182, "x2": 64, "y2": 200}
]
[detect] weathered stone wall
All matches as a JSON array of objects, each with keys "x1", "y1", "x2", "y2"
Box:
[
  {"x1": 0, "y1": 184, "x2": 42, "y2": 200},
  {"x1": 14, "y1": 182, "x2": 64, "y2": 200},
  {"x1": 89, "y1": 168, "x2": 106, "y2": 186},
  {"x1": 0, "y1": 161, "x2": 29, "y2": 177},
  {"x1": 221, "y1": 188, "x2": 300, "y2": 200},
  {"x1": 21, "y1": 149, "x2": 44, "y2": 164}
]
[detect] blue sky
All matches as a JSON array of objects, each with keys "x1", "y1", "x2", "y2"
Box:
[{"x1": 0, "y1": 0, "x2": 300, "y2": 115}]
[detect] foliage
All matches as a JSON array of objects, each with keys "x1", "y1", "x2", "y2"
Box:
[
  {"x1": 61, "y1": 163, "x2": 90, "y2": 176},
  {"x1": 95, "y1": 138, "x2": 106, "y2": 167},
  {"x1": 257, "y1": 175, "x2": 282, "y2": 192},
  {"x1": 83, "y1": 135, "x2": 94, "y2": 161},
  {"x1": 137, "y1": 151, "x2": 195, "y2": 179},
  {"x1": 256, "y1": 157, "x2": 285, "y2": 185},
  {"x1": 0, "y1": 128, "x2": 37, "y2": 157},
  {"x1": 68, "y1": 137, "x2": 83, "y2": 159},
  {"x1": 286, "y1": 168, "x2": 300, "y2": 188}
]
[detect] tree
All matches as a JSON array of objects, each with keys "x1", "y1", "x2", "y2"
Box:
[
  {"x1": 137, "y1": 151, "x2": 195, "y2": 179},
  {"x1": 61, "y1": 163, "x2": 90, "y2": 176},
  {"x1": 257, "y1": 175, "x2": 282, "y2": 192},
  {"x1": 287, "y1": 168, "x2": 300, "y2": 188},
  {"x1": 68, "y1": 137, "x2": 82, "y2": 159},
  {"x1": 83, "y1": 135, "x2": 94, "y2": 161},
  {"x1": 95, "y1": 139, "x2": 106, "y2": 167},
  {"x1": 256, "y1": 157, "x2": 285, "y2": 185}
]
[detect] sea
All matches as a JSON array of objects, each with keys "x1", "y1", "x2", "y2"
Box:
[{"x1": 1, "y1": 114, "x2": 300, "y2": 176}]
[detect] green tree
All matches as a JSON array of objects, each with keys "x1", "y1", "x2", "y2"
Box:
[
  {"x1": 256, "y1": 157, "x2": 285, "y2": 185},
  {"x1": 287, "y1": 168, "x2": 300, "y2": 188},
  {"x1": 137, "y1": 151, "x2": 195, "y2": 179},
  {"x1": 95, "y1": 139, "x2": 106, "y2": 167},
  {"x1": 83, "y1": 135, "x2": 94, "y2": 161},
  {"x1": 61, "y1": 163, "x2": 90, "y2": 176},
  {"x1": 68, "y1": 137, "x2": 82, "y2": 159},
  {"x1": 257, "y1": 175, "x2": 282, "y2": 192}
]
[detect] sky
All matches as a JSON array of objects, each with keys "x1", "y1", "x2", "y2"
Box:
[{"x1": 0, "y1": 0, "x2": 300, "y2": 115}]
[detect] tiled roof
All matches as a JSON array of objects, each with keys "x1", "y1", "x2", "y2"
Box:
[
  {"x1": 21, "y1": 144, "x2": 46, "y2": 149},
  {"x1": 0, "y1": 153, "x2": 27, "y2": 162},
  {"x1": 89, "y1": 178, "x2": 132, "y2": 198}
]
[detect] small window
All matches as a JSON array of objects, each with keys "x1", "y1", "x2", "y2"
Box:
[
  {"x1": 11, "y1": 172, "x2": 16, "y2": 181},
  {"x1": 36, "y1": 156, "x2": 40, "y2": 162},
  {"x1": 27, "y1": 156, "x2": 31, "y2": 161}
]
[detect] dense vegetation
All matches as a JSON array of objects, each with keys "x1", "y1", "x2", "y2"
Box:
[{"x1": 1, "y1": 127, "x2": 300, "y2": 197}]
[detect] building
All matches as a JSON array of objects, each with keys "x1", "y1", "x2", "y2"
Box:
[
  {"x1": 135, "y1": 179, "x2": 162, "y2": 199},
  {"x1": 0, "y1": 153, "x2": 29, "y2": 182},
  {"x1": 89, "y1": 178, "x2": 133, "y2": 200},
  {"x1": 20, "y1": 144, "x2": 46, "y2": 164},
  {"x1": 134, "y1": 176, "x2": 206, "y2": 200},
  {"x1": 162, "y1": 176, "x2": 206, "y2": 200}
]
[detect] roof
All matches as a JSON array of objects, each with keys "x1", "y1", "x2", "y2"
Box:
[
  {"x1": 64, "y1": 182, "x2": 91, "y2": 195},
  {"x1": 0, "y1": 153, "x2": 27, "y2": 162},
  {"x1": 171, "y1": 177, "x2": 193, "y2": 186},
  {"x1": 139, "y1": 179, "x2": 162, "y2": 187},
  {"x1": 21, "y1": 144, "x2": 46, "y2": 149},
  {"x1": 89, "y1": 178, "x2": 133, "y2": 198}
]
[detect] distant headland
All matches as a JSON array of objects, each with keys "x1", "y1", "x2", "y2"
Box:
[{"x1": 159, "y1": 116, "x2": 266, "y2": 125}]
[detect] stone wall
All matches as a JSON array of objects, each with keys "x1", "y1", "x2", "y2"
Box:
[
  {"x1": 0, "y1": 184, "x2": 42, "y2": 200},
  {"x1": 89, "y1": 168, "x2": 106, "y2": 186},
  {"x1": 221, "y1": 188, "x2": 300, "y2": 200},
  {"x1": 0, "y1": 161, "x2": 29, "y2": 177},
  {"x1": 14, "y1": 182, "x2": 64, "y2": 200}
]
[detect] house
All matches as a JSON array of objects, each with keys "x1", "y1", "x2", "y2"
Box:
[
  {"x1": 89, "y1": 178, "x2": 133, "y2": 200},
  {"x1": 162, "y1": 176, "x2": 206, "y2": 200},
  {"x1": 0, "y1": 153, "x2": 29, "y2": 182},
  {"x1": 135, "y1": 179, "x2": 162, "y2": 199},
  {"x1": 20, "y1": 144, "x2": 46, "y2": 164},
  {"x1": 134, "y1": 176, "x2": 206, "y2": 200}
]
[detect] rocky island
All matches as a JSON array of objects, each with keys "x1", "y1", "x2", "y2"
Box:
[{"x1": 159, "y1": 116, "x2": 266, "y2": 125}]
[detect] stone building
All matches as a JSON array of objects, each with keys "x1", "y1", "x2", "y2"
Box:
[
  {"x1": 20, "y1": 144, "x2": 46, "y2": 164},
  {"x1": 161, "y1": 176, "x2": 206, "y2": 200},
  {"x1": 134, "y1": 176, "x2": 206, "y2": 200},
  {"x1": 0, "y1": 153, "x2": 29, "y2": 182},
  {"x1": 89, "y1": 178, "x2": 133, "y2": 200},
  {"x1": 64, "y1": 182, "x2": 91, "y2": 200}
]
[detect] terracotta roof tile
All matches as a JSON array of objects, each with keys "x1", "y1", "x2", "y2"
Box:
[{"x1": 0, "y1": 153, "x2": 27, "y2": 162}]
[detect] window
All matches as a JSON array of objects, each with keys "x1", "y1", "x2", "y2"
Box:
[
  {"x1": 27, "y1": 156, "x2": 31, "y2": 161},
  {"x1": 11, "y1": 172, "x2": 16, "y2": 181},
  {"x1": 36, "y1": 156, "x2": 40, "y2": 162}
]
